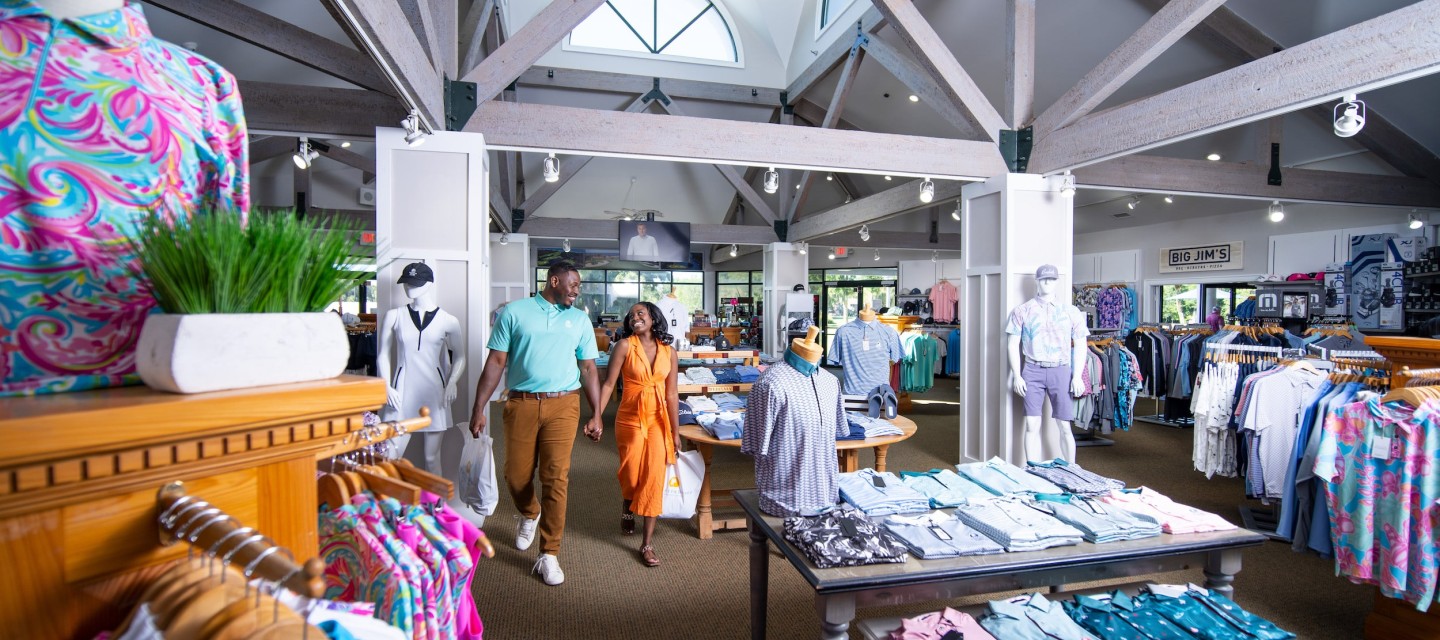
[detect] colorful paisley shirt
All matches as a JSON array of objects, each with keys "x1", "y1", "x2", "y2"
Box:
[{"x1": 0, "y1": 0, "x2": 248, "y2": 396}]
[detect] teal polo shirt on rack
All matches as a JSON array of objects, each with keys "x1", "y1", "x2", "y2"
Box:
[{"x1": 487, "y1": 293, "x2": 599, "y2": 392}]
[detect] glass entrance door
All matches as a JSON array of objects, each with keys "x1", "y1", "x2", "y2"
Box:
[{"x1": 821, "y1": 283, "x2": 897, "y2": 350}]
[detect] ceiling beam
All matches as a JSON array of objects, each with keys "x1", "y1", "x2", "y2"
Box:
[
  {"x1": 518, "y1": 67, "x2": 782, "y2": 105},
  {"x1": 239, "y1": 81, "x2": 406, "y2": 137},
  {"x1": 323, "y1": 0, "x2": 444, "y2": 132},
  {"x1": 395, "y1": 0, "x2": 441, "y2": 79},
  {"x1": 460, "y1": 0, "x2": 496, "y2": 76},
  {"x1": 248, "y1": 136, "x2": 296, "y2": 165},
  {"x1": 144, "y1": 0, "x2": 395, "y2": 97},
  {"x1": 460, "y1": 0, "x2": 607, "y2": 103},
  {"x1": 858, "y1": 37, "x2": 977, "y2": 138},
  {"x1": 871, "y1": 0, "x2": 1008, "y2": 142},
  {"x1": 517, "y1": 217, "x2": 779, "y2": 245},
  {"x1": 426, "y1": 0, "x2": 457, "y2": 79},
  {"x1": 786, "y1": 6, "x2": 885, "y2": 100},
  {"x1": 792, "y1": 97, "x2": 861, "y2": 131},
  {"x1": 814, "y1": 230, "x2": 960, "y2": 251},
  {"x1": 1004, "y1": 0, "x2": 1036, "y2": 128},
  {"x1": 1030, "y1": 0, "x2": 1225, "y2": 138},
  {"x1": 489, "y1": 188, "x2": 512, "y2": 233},
  {"x1": 790, "y1": 179, "x2": 965, "y2": 242},
  {"x1": 1030, "y1": 0, "x2": 1440, "y2": 174},
  {"x1": 791, "y1": 45, "x2": 866, "y2": 221},
  {"x1": 316, "y1": 144, "x2": 376, "y2": 183},
  {"x1": 1072, "y1": 155, "x2": 1440, "y2": 208},
  {"x1": 518, "y1": 94, "x2": 653, "y2": 215},
  {"x1": 1138, "y1": 0, "x2": 1440, "y2": 183},
  {"x1": 712, "y1": 163, "x2": 778, "y2": 225},
  {"x1": 466, "y1": 101, "x2": 1008, "y2": 180}
]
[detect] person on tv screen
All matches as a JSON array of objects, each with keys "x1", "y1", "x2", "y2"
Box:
[{"x1": 626, "y1": 223, "x2": 660, "y2": 260}]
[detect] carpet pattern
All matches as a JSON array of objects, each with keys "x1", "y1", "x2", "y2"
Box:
[{"x1": 468, "y1": 382, "x2": 1374, "y2": 639}]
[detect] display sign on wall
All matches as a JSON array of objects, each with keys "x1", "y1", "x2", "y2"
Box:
[{"x1": 1159, "y1": 242, "x2": 1243, "y2": 273}]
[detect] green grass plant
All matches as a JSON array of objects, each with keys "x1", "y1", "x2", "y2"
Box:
[{"x1": 129, "y1": 209, "x2": 366, "y2": 314}]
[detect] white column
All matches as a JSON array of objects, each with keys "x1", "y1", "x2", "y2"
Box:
[
  {"x1": 959, "y1": 173, "x2": 1073, "y2": 465},
  {"x1": 762, "y1": 242, "x2": 809, "y2": 356}
]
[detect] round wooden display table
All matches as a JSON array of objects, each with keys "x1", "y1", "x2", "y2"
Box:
[{"x1": 678, "y1": 415, "x2": 917, "y2": 539}]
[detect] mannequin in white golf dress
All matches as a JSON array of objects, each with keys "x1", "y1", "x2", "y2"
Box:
[{"x1": 378, "y1": 262, "x2": 466, "y2": 474}]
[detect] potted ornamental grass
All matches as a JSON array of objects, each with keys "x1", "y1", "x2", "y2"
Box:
[{"x1": 128, "y1": 209, "x2": 367, "y2": 393}]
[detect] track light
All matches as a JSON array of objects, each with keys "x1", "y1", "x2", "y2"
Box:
[
  {"x1": 543, "y1": 153, "x2": 560, "y2": 183},
  {"x1": 1164, "y1": 195, "x2": 1174, "y2": 204},
  {"x1": 951, "y1": 204, "x2": 961, "y2": 221},
  {"x1": 919, "y1": 177, "x2": 935, "y2": 203},
  {"x1": 931, "y1": 250, "x2": 938, "y2": 263},
  {"x1": 499, "y1": 232, "x2": 510, "y2": 245},
  {"x1": 873, "y1": 249, "x2": 880, "y2": 261},
  {"x1": 826, "y1": 175, "x2": 833, "y2": 181},
  {"x1": 859, "y1": 224, "x2": 871, "y2": 242},
  {"x1": 1206, "y1": 153, "x2": 1221, "y2": 161},
  {"x1": 563, "y1": 238, "x2": 571, "y2": 252},
  {"x1": 340, "y1": 141, "x2": 351, "y2": 148},
  {"x1": 1058, "y1": 171, "x2": 1075, "y2": 197},
  {"x1": 884, "y1": 175, "x2": 892, "y2": 181},
  {"x1": 763, "y1": 167, "x2": 779, "y2": 194},
  {"x1": 1267, "y1": 200, "x2": 1284, "y2": 222},
  {"x1": 1333, "y1": 94, "x2": 1366, "y2": 137},
  {"x1": 1127, "y1": 195, "x2": 1140, "y2": 210},
  {"x1": 402, "y1": 111, "x2": 427, "y2": 147},
  {"x1": 1410, "y1": 210, "x2": 1424, "y2": 230},
  {"x1": 729, "y1": 243, "x2": 738, "y2": 257},
  {"x1": 292, "y1": 137, "x2": 318, "y2": 170},
  {"x1": 828, "y1": 249, "x2": 836, "y2": 260},
  {"x1": 797, "y1": 242, "x2": 808, "y2": 255}
]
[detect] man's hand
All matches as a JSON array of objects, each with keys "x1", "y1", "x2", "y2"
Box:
[
  {"x1": 470, "y1": 413, "x2": 487, "y2": 439},
  {"x1": 583, "y1": 416, "x2": 604, "y2": 442}
]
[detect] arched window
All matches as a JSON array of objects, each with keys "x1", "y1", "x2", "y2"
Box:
[
  {"x1": 568, "y1": 0, "x2": 740, "y2": 65},
  {"x1": 818, "y1": 0, "x2": 858, "y2": 33}
]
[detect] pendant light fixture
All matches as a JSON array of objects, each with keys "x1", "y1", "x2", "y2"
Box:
[
  {"x1": 919, "y1": 177, "x2": 935, "y2": 203},
  {"x1": 402, "y1": 110, "x2": 427, "y2": 147},
  {"x1": 1058, "y1": 171, "x2": 1075, "y2": 197},
  {"x1": 543, "y1": 153, "x2": 560, "y2": 183},
  {"x1": 763, "y1": 167, "x2": 779, "y2": 194},
  {"x1": 1267, "y1": 200, "x2": 1284, "y2": 222},
  {"x1": 1333, "y1": 94, "x2": 1366, "y2": 137}
]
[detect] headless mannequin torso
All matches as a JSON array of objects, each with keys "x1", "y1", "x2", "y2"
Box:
[
  {"x1": 377, "y1": 281, "x2": 467, "y2": 474},
  {"x1": 1006, "y1": 276, "x2": 1086, "y2": 463}
]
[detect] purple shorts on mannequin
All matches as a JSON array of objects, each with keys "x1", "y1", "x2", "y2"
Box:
[{"x1": 1021, "y1": 362, "x2": 1075, "y2": 420}]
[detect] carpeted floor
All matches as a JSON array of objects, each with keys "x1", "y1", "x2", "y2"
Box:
[{"x1": 467, "y1": 377, "x2": 1373, "y2": 639}]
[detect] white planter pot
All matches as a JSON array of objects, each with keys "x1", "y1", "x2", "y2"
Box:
[{"x1": 136, "y1": 312, "x2": 349, "y2": 394}]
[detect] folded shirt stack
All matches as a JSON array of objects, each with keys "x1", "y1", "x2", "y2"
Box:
[
  {"x1": 1137, "y1": 584, "x2": 1296, "y2": 640},
  {"x1": 957, "y1": 457, "x2": 1065, "y2": 497},
  {"x1": 782, "y1": 507, "x2": 909, "y2": 569},
  {"x1": 837, "y1": 469, "x2": 932, "y2": 516},
  {"x1": 900, "y1": 469, "x2": 996, "y2": 508},
  {"x1": 954, "y1": 497, "x2": 1084, "y2": 552},
  {"x1": 711, "y1": 392, "x2": 747, "y2": 411},
  {"x1": 699, "y1": 411, "x2": 743, "y2": 439},
  {"x1": 724, "y1": 356, "x2": 749, "y2": 364},
  {"x1": 843, "y1": 412, "x2": 904, "y2": 440},
  {"x1": 685, "y1": 367, "x2": 718, "y2": 384},
  {"x1": 595, "y1": 355, "x2": 610, "y2": 367},
  {"x1": 1063, "y1": 590, "x2": 1199, "y2": 640},
  {"x1": 758, "y1": 354, "x2": 781, "y2": 364},
  {"x1": 882, "y1": 511, "x2": 1005, "y2": 559},
  {"x1": 735, "y1": 365, "x2": 762, "y2": 382},
  {"x1": 713, "y1": 367, "x2": 742, "y2": 384},
  {"x1": 1098, "y1": 487, "x2": 1237, "y2": 534},
  {"x1": 1025, "y1": 494, "x2": 1162, "y2": 544},
  {"x1": 888, "y1": 607, "x2": 996, "y2": 640},
  {"x1": 981, "y1": 594, "x2": 1097, "y2": 640},
  {"x1": 676, "y1": 372, "x2": 694, "y2": 386},
  {"x1": 678, "y1": 358, "x2": 705, "y2": 367},
  {"x1": 686, "y1": 395, "x2": 719, "y2": 412},
  {"x1": 688, "y1": 345, "x2": 716, "y2": 353},
  {"x1": 1026, "y1": 459, "x2": 1125, "y2": 496}
]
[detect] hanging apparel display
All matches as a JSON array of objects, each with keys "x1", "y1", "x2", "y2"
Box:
[
  {"x1": 1094, "y1": 286, "x2": 1137, "y2": 331},
  {"x1": 899, "y1": 329, "x2": 940, "y2": 392},
  {"x1": 741, "y1": 357, "x2": 848, "y2": 517},
  {"x1": 655, "y1": 295, "x2": 690, "y2": 341},
  {"x1": 381, "y1": 305, "x2": 464, "y2": 432},
  {"x1": 944, "y1": 328, "x2": 962, "y2": 375},
  {"x1": 828, "y1": 318, "x2": 903, "y2": 395},
  {"x1": 781, "y1": 506, "x2": 910, "y2": 569},
  {"x1": 0, "y1": 0, "x2": 250, "y2": 396},
  {"x1": 928, "y1": 280, "x2": 959, "y2": 323},
  {"x1": 1072, "y1": 340, "x2": 1144, "y2": 433}
]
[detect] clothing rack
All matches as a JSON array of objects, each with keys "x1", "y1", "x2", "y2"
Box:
[{"x1": 155, "y1": 482, "x2": 326, "y2": 598}]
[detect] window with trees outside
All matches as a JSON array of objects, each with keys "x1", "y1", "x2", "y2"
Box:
[{"x1": 536, "y1": 268, "x2": 702, "y2": 322}]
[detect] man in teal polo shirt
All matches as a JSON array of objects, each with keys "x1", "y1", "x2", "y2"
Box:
[{"x1": 470, "y1": 260, "x2": 602, "y2": 586}]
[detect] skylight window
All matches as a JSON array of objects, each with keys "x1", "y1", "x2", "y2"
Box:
[
  {"x1": 568, "y1": 0, "x2": 740, "y2": 65},
  {"x1": 819, "y1": 0, "x2": 858, "y2": 33}
]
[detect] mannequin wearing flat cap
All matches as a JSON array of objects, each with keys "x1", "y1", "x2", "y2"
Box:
[
  {"x1": 1005, "y1": 264, "x2": 1088, "y2": 463},
  {"x1": 378, "y1": 262, "x2": 467, "y2": 474},
  {"x1": 742, "y1": 326, "x2": 849, "y2": 517}
]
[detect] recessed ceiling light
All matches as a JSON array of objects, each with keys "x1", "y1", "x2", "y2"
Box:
[
  {"x1": 884, "y1": 175, "x2": 892, "y2": 181},
  {"x1": 1163, "y1": 195, "x2": 1174, "y2": 204},
  {"x1": 908, "y1": 95, "x2": 919, "y2": 102},
  {"x1": 340, "y1": 141, "x2": 351, "y2": 148},
  {"x1": 826, "y1": 175, "x2": 833, "y2": 181},
  {"x1": 1206, "y1": 153, "x2": 1221, "y2": 161}
]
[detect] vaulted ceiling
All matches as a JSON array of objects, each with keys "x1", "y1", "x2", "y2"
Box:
[{"x1": 141, "y1": 0, "x2": 1440, "y2": 248}]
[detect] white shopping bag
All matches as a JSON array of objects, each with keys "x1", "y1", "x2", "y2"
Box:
[
  {"x1": 659, "y1": 450, "x2": 705, "y2": 519},
  {"x1": 458, "y1": 428, "x2": 498, "y2": 517}
]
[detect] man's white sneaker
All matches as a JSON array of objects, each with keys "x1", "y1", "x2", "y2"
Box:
[
  {"x1": 532, "y1": 553, "x2": 565, "y2": 586},
  {"x1": 516, "y1": 515, "x2": 539, "y2": 551}
]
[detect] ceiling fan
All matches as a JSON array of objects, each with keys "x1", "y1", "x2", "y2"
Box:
[{"x1": 606, "y1": 208, "x2": 664, "y2": 221}]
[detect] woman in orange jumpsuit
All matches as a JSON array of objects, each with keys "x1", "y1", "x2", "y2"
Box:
[{"x1": 595, "y1": 301, "x2": 681, "y2": 566}]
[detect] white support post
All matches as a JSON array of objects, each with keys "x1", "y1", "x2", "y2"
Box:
[
  {"x1": 959, "y1": 173, "x2": 1073, "y2": 465},
  {"x1": 763, "y1": 243, "x2": 810, "y2": 357}
]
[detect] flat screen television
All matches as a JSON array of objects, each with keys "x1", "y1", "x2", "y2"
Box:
[{"x1": 618, "y1": 220, "x2": 691, "y2": 263}]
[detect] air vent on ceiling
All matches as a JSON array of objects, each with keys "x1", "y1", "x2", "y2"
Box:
[{"x1": 1112, "y1": 212, "x2": 1132, "y2": 218}]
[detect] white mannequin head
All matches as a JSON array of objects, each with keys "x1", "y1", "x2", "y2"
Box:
[
  {"x1": 404, "y1": 282, "x2": 433, "y2": 300},
  {"x1": 1036, "y1": 277, "x2": 1058, "y2": 298}
]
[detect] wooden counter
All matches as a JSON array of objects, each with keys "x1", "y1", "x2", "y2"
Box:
[{"x1": 0, "y1": 375, "x2": 389, "y2": 639}]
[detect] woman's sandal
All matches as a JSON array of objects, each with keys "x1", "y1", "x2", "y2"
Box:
[
  {"x1": 621, "y1": 513, "x2": 636, "y2": 535},
  {"x1": 640, "y1": 544, "x2": 660, "y2": 567}
]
